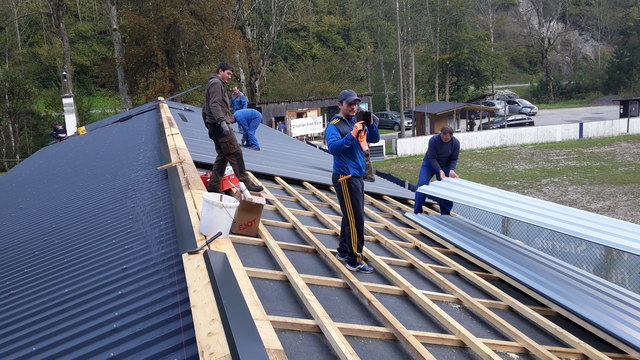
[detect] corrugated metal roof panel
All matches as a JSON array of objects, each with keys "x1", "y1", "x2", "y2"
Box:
[
  {"x1": 0, "y1": 109, "x2": 197, "y2": 358},
  {"x1": 405, "y1": 213, "x2": 640, "y2": 352},
  {"x1": 417, "y1": 178, "x2": 640, "y2": 255},
  {"x1": 166, "y1": 101, "x2": 414, "y2": 199},
  {"x1": 83, "y1": 101, "x2": 160, "y2": 132}
]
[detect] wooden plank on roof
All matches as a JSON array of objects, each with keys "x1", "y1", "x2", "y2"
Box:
[
  {"x1": 297, "y1": 182, "x2": 503, "y2": 360},
  {"x1": 248, "y1": 172, "x2": 630, "y2": 359},
  {"x1": 360, "y1": 201, "x2": 559, "y2": 359},
  {"x1": 157, "y1": 101, "x2": 285, "y2": 359},
  {"x1": 244, "y1": 266, "x2": 546, "y2": 313},
  {"x1": 372, "y1": 195, "x2": 614, "y2": 360},
  {"x1": 158, "y1": 100, "x2": 231, "y2": 359},
  {"x1": 300, "y1": 180, "x2": 622, "y2": 359},
  {"x1": 267, "y1": 315, "x2": 635, "y2": 360},
  {"x1": 259, "y1": 175, "x2": 437, "y2": 360},
  {"x1": 258, "y1": 222, "x2": 361, "y2": 360}
]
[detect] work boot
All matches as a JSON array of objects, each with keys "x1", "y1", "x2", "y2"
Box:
[{"x1": 246, "y1": 184, "x2": 263, "y2": 193}]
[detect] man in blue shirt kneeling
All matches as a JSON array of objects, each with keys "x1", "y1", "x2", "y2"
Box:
[{"x1": 413, "y1": 126, "x2": 460, "y2": 215}]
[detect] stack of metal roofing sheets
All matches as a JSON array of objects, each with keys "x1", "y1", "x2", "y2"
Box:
[
  {"x1": 405, "y1": 213, "x2": 640, "y2": 353},
  {"x1": 417, "y1": 178, "x2": 640, "y2": 255}
]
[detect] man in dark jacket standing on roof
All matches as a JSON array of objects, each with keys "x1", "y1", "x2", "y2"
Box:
[
  {"x1": 202, "y1": 62, "x2": 263, "y2": 193},
  {"x1": 325, "y1": 90, "x2": 379, "y2": 273},
  {"x1": 413, "y1": 126, "x2": 459, "y2": 215}
]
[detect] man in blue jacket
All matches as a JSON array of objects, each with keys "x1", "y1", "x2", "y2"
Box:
[
  {"x1": 230, "y1": 86, "x2": 248, "y2": 112},
  {"x1": 234, "y1": 108, "x2": 262, "y2": 150},
  {"x1": 413, "y1": 126, "x2": 459, "y2": 215},
  {"x1": 325, "y1": 90, "x2": 380, "y2": 273}
]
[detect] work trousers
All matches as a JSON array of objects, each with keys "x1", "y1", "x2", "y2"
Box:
[
  {"x1": 333, "y1": 173, "x2": 365, "y2": 266},
  {"x1": 413, "y1": 160, "x2": 454, "y2": 215},
  {"x1": 205, "y1": 121, "x2": 251, "y2": 191},
  {"x1": 237, "y1": 116, "x2": 261, "y2": 149}
]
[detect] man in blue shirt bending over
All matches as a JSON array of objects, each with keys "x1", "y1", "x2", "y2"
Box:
[
  {"x1": 325, "y1": 90, "x2": 380, "y2": 273},
  {"x1": 234, "y1": 108, "x2": 262, "y2": 150},
  {"x1": 413, "y1": 126, "x2": 459, "y2": 215}
]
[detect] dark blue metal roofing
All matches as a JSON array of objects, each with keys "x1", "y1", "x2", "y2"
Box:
[
  {"x1": 165, "y1": 101, "x2": 414, "y2": 199},
  {"x1": 405, "y1": 213, "x2": 640, "y2": 353},
  {"x1": 0, "y1": 108, "x2": 197, "y2": 358},
  {"x1": 83, "y1": 101, "x2": 161, "y2": 132},
  {"x1": 414, "y1": 101, "x2": 469, "y2": 115}
]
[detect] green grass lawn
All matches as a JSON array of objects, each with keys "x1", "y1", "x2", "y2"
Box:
[
  {"x1": 379, "y1": 129, "x2": 397, "y2": 134},
  {"x1": 374, "y1": 135, "x2": 640, "y2": 192}
]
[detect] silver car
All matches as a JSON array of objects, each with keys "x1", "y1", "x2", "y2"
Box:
[
  {"x1": 374, "y1": 111, "x2": 412, "y2": 131},
  {"x1": 505, "y1": 98, "x2": 539, "y2": 116},
  {"x1": 481, "y1": 100, "x2": 506, "y2": 117}
]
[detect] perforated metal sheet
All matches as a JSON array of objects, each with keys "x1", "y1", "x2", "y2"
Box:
[{"x1": 418, "y1": 178, "x2": 640, "y2": 255}]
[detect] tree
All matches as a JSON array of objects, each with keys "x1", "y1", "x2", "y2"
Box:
[
  {"x1": 476, "y1": 0, "x2": 516, "y2": 92},
  {"x1": 105, "y1": 0, "x2": 131, "y2": 110},
  {"x1": 47, "y1": 0, "x2": 74, "y2": 95},
  {"x1": 395, "y1": 0, "x2": 406, "y2": 137},
  {"x1": 0, "y1": 69, "x2": 38, "y2": 170},
  {"x1": 234, "y1": 0, "x2": 294, "y2": 103},
  {"x1": 517, "y1": 0, "x2": 567, "y2": 101},
  {"x1": 122, "y1": 0, "x2": 238, "y2": 102},
  {"x1": 605, "y1": 18, "x2": 640, "y2": 94}
]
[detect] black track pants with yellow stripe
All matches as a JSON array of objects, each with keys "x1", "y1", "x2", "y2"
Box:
[{"x1": 333, "y1": 173, "x2": 365, "y2": 266}]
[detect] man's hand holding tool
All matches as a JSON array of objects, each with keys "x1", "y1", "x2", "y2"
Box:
[{"x1": 350, "y1": 121, "x2": 364, "y2": 138}]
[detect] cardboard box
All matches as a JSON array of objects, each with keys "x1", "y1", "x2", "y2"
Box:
[{"x1": 230, "y1": 191, "x2": 265, "y2": 237}]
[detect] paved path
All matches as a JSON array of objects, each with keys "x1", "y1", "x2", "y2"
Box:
[{"x1": 531, "y1": 105, "x2": 619, "y2": 126}]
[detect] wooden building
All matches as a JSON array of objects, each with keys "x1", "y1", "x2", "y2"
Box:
[
  {"x1": 413, "y1": 101, "x2": 498, "y2": 135},
  {"x1": 255, "y1": 93, "x2": 374, "y2": 128}
]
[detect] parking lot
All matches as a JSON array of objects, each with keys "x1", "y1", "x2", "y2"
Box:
[
  {"x1": 527, "y1": 105, "x2": 619, "y2": 126},
  {"x1": 380, "y1": 105, "x2": 621, "y2": 141}
]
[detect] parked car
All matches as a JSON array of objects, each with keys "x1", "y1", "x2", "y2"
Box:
[
  {"x1": 459, "y1": 106, "x2": 488, "y2": 120},
  {"x1": 374, "y1": 111, "x2": 413, "y2": 131},
  {"x1": 403, "y1": 109, "x2": 414, "y2": 121},
  {"x1": 481, "y1": 100, "x2": 506, "y2": 117},
  {"x1": 505, "y1": 98, "x2": 538, "y2": 116},
  {"x1": 480, "y1": 115, "x2": 535, "y2": 130}
]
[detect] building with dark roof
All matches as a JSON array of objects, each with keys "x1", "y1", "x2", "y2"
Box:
[
  {"x1": 413, "y1": 101, "x2": 497, "y2": 135},
  {"x1": 1, "y1": 99, "x2": 638, "y2": 359}
]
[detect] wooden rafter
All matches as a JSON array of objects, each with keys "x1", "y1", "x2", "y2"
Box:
[
  {"x1": 249, "y1": 175, "x2": 630, "y2": 359},
  {"x1": 157, "y1": 101, "x2": 285, "y2": 359}
]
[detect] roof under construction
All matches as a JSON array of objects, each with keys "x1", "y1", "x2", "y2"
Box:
[{"x1": 0, "y1": 99, "x2": 638, "y2": 359}]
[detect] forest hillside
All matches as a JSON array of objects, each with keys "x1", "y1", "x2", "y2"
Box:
[{"x1": 1, "y1": 0, "x2": 639, "y2": 169}]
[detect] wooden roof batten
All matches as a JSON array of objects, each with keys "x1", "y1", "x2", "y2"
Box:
[
  {"x1": 251, "y1": 174, "x2": 437, "y2": 360},
  {"x1": 158, "y1": 100, "x2": 285, "y2": 359},
  {"x1": 297, "y1": 181, "x2": 556, "y2": 360},
  {"x1": 256, "y1": 176, "x2": 626, "y2": 359},
  {"x1": 159, "y1": 99, "x2": 633, "y2": 359}
]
